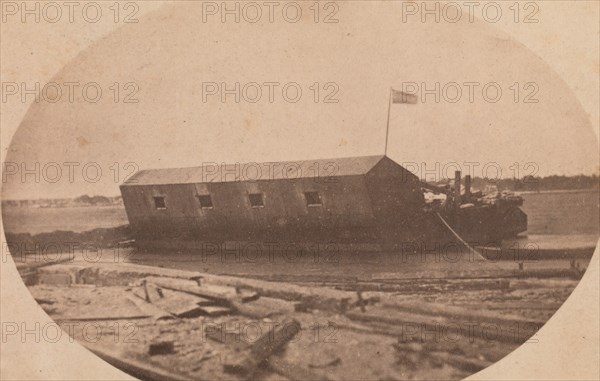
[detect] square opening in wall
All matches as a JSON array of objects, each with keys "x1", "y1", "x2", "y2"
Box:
[
  {"x1": 197, "y1": 194, "x2": 213, "y2": 209},
  {"x1": 249, "y1": 193, "x2": 264, "y2": 207},
  {"x1": 304, "y1": 191, "x2": 322, "y2": 206},
  {"x1": 153, "y1": 196, "x2": 166, "y2": 209}
]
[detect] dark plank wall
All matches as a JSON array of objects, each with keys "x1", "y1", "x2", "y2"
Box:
[{"x1": 121, "y1": 175, "x2": 383, "y2": 242}]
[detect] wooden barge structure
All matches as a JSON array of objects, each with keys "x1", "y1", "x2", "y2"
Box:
[{"x1": 119, "y1": 155, "x2": 527, "y2": 251}]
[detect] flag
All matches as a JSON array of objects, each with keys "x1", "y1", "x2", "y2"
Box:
[{"x1": 391, "y1": 88, "x2": 418, "y2": 104}]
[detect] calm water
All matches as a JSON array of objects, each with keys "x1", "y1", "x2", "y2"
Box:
[
  {"x1": 2, "y1": 190, "x2": 598, "y2": 237},
  {"x1": 3, "y1": 190, "x2": 597, "y2": 278},
  {"x1": 2, "y1": 205, "x2": 128, "y2": 234},
  {"x1": 519, "y1": 190, "x2": 599, "y2": 235}
]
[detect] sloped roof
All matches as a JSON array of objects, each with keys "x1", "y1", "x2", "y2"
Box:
[{"x1": 122, "y1": 155, "x2": 387, "y2": 186}]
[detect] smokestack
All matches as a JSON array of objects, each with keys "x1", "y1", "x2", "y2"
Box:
[
  {"x1": 464, "y1": 175, "x2": 471, "y2": 199},
  {"x1": 454, "y1": 171, "x2": 461, "y2": 210}
]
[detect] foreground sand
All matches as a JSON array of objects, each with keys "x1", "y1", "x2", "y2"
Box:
[{"x1": 15, "y1": 256, "x2": 585, "y2": 381}]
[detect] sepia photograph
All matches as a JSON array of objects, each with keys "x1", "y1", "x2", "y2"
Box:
[{"x1": 1, "y1": 1, "x2": 598, "y2": 380}]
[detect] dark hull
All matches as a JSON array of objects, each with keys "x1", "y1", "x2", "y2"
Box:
[{"x1": 444, "y1": 205, "x2": 528, "y2": 245}]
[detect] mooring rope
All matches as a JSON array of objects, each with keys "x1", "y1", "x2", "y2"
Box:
[{"x1": 435, "y1": 212, "x2": 486, "y2": 261}]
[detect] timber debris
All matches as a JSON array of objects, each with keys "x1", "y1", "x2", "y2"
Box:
[{"x1": 25, "y1": 261, "x2": 583, "y2": 380}]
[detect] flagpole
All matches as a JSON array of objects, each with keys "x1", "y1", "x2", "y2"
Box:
[{"x1": 384, "y1": 87, "x2": 393, "y2": 156}]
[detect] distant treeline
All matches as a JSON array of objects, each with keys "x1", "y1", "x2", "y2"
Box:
[
  {"x1": 2, "y1": 195, "x2": 123, "y2": 208},
  {"x1": 469, "y1": 174, "x2": 599, "y2": 192},
  {"x1": 2, "y1": 175, "x2": 599, "y2": 209}
]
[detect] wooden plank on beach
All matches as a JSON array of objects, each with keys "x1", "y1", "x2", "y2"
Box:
[
  {"x1": 145, "y1": 277, "x2": 240, "y2": 305},
  {"x1": 371, "y1": 267, "x2": 583, "y2": 281},
  {"x1": 379, "y1": 300, "x2": 545, "y2": 327},
  {"x1": 234, "y1": 297, "x2": 296, "y2": 319},
  {"x1": 15, "y1": 257, "x2": 73, "y2": 271},
  {"x1": 346, "y1": 308, "x2": 540, "y2": 344},
  {"x1": 54, "y1": 315, "x2": 151, "y2": 322},
  {"x1": 206, "y1": 326, "x2": 331, "y2": 380},
  {"x1": 126, "y1": 295, "x2": 174, "y2": 321},
  {"x1": 223, "y1": 317, "x2": 301, "y2": 377},
  {"x1": 231, "y1": 273, "x2": 359, "y2": 284},
  {"x1": 200, "y1": 273, "x2": 358, "y2": 313},
  {"x1": 197, "y1": 306, "x2": 232, "y2": 317},
  {"x1": 133, "y1": 287, "x2": 215, "y2": 318},
  {"x1": 329, "y1": 279, "x2": 511, "y2": 293}
]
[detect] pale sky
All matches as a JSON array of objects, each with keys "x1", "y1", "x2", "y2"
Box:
[{"x1": 1, "y1": 1, "x2": 598, "y2": 200}]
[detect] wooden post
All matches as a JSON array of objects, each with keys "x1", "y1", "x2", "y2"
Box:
[
  {"x1": 142, "y1": 279, "x2": 150, "y2": 302},
  {"x1": 357, "y1": 290, "x2": 366, "y2": 312}
]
